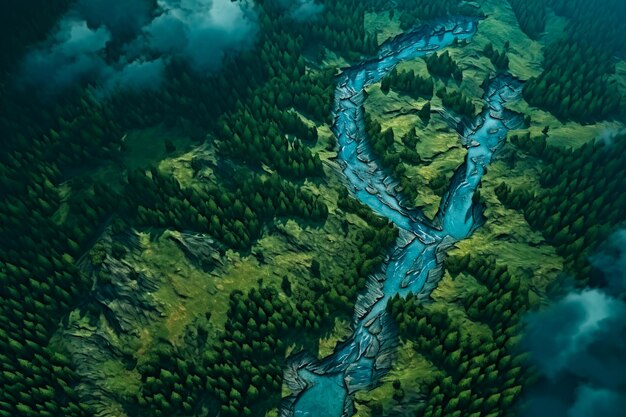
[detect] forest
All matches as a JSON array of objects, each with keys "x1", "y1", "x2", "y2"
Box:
[{"x1": 1, "y1": 0, "x2": 625, "y2": 417}]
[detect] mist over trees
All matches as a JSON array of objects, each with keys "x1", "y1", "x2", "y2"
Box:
[{"x1": 1, "y1": 0, "x2": 625, "y2": 416}]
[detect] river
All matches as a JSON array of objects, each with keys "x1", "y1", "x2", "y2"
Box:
[{"x1": 280, "y1": 16, "x2": 525, "y2": 417}]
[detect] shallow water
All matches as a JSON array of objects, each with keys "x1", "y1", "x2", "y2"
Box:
[{"x1": 281, "y1": 16, "x2": 524, "y2": 417}]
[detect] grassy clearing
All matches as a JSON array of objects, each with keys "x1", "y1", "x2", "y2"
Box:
[
  {"x1": 87, "y1": 126, "x2": 197, "y2": 190},
  {"x1": 354, "y1": 340, "x2": 441, "y2": 417},
  {"x1": 318, "y1": 317, "x2": 352, "y2": 358},
  {"x1": 365, "y1": 11, "x2": 403, "y2": 46}
]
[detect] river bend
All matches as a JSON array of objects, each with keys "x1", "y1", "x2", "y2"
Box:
[{"x1": 281, "y1": 16, "x2": 525, "y2": 417}]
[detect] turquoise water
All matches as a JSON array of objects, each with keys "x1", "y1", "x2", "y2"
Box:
[{"x1": 281, "y1": 16, "x2": 525, "y2": 417}]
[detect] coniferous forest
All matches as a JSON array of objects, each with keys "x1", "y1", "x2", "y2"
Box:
[{"x1": 1, "y1": 1, "x2": 625, "y2": 417}]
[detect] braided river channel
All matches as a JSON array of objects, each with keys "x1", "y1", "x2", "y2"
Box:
[{"x1": 280, "y1": 16, "x2": 525, "y2": 417}]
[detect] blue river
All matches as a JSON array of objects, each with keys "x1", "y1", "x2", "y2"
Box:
[{"x1": 280, "y1": 16, "x2": 525, "y2": 417}]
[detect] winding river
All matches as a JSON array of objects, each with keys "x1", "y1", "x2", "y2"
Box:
[{"x1": 280, "y1": 16, "x2": 525, "y2": 417}]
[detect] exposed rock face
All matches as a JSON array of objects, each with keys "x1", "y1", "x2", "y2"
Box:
[
  {"x1": 60, "y1": 228, "x2": 225, "y2": 417},
  {"x1": 168, "y1": 231, "x2": 224, "y2": 271},
  {"x1": 60, "y1": 231, "x2": 163, "y2": 417}
]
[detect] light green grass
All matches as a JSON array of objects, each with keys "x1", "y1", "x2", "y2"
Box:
[
  {"x1": 365, "y1": 11, "x2": 403, "y2": 46},
  {"x1": 318, "y1": 317, "x2": 352, "y2": 358},
  {"x1": 133, "y1": 232, "x2": 217, "y2": 349},
  {"x1": 354, "y1": 340, "x2": 441, "y2": 417}
]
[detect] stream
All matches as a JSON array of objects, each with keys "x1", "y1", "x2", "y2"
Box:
[{"x1": 280, "y1": 16, "x2": 525, "y2": 417}]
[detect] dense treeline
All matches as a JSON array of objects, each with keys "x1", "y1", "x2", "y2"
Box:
[
  {"x1": 522, "y1": 41, "x2": 620, "y2": 122},
  {"x1": 521, "y1": 0, "x2": 624, "y2": 122},
  {"x1": 218, "y1": 99, "x2": 323, "y2": 178},
  {"x1": 483, "y1": 43, "x2": 509, "y2": 72},
  {"x1": 426, "y1": 51, "x2": 463, "y2": 81},
  {"x1": 364, "y1": 112, "x2": 422, "y2": 203},
  {"x1": 497, "y1": 132, "x2": 626, "y2": 285},
  {"x1": 0, "y1": 1, "x2": 393, "y2": 415},
  {"x1": 507, "y1": 0, "x2": 546, "y2": 39},
  {"x1": 383, "y1": 254, "x2": 532, "y2": 417},
  {"x1": 299, "y1": 1, "x2": 378, "y2": 59},
  {"x1": 133, "y1": 318, "x2": 212, "y2": 417},
  {"x1": 333, "y1": 191, "x2": 399, "y2": 313},
  {"x1": 436, "y1": 88, "x2": 476, "y2": 119},
  {"x1": 550, "y1": 0, "x2": 626, "y2": 57},
  {"x1": 380, "y1": 68, "x2": 434, "y2": 99},
  {"x1": 0, "y1": 98, "x2": 121, "y2": 417},
  {"x1": 205, "y1": 285, "x2": 294, "y2": 417},
  {"x1": 510, "y1": 0, "x2": 626, "y2": 51},
  {"x1": 129, "y1": 196, "x2": 398, "y2": 417},
  {"x1": 125, "y1": 169, "x2": 328, "y2": 249},
  {"x1": 392, "y1": 0, "x2": 482, "y2": 30}
]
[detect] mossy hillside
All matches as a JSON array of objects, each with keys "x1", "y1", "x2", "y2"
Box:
[
  {"x1": 507, "y1": 100, "x2": 625, "y2": 149},
  {"x1": 58, "y1": 310, "x2": 143, "y2": 417},
  {"x1": 353, "y1": 273, "x2": 494, "y2": 417},
  {"x1": 156, "y1": 208, "x2": 360, "y2": 335},
  {"x1": 365, "y1": 11, "x2": 403, "y2": 46},
  {"x1": 363, "y1": 84, "x2": 466, "y2": 218},
  {"x1": 131, "y1": 232, "x2": 219, "y2": 347},
  {"x1": 354, "y1": 339, "x2": 441, "y2": 417},
  {"x1": 449, "y1": 148, "x2": 564, "y2": 298},
  {"x1": 474, "y1": 0, "x2": 544, "y2": 80},
  {"x1": 457, "y1": 0, "x2": 625, "y2": 149},
  {"x1": 157, "y1": 141, "x2": 216, "y2": 189},
  {"x1": 57, "y1": 169, "x2": 384, "y2": 411},
  {"x1": 86, "y1": 126, "x2": 197, "y2": 191},
  {"x1": 317, "y1": 317, "x2": 352, "y2": 359}
]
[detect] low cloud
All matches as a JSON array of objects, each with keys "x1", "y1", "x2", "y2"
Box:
[
  {"x1": 269, "y1": 0, "x2": 324, "y2": 21},
  {"x1": 19, "y1": 0, "x2": 257, "y2": 96},
  {"x1": 290, "y1": 0, "x2": 324, "y2": 21},
  {"x1": 520, "y1": 230, "x2": 626, "y2": 417},
  {"x1": 21, "y1": 18, "x2": 112, "y2": 92},
  {"x1": 596, "y1": 129, "x2": 623, "y2": 146}
]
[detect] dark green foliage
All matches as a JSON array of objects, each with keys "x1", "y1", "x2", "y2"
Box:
[
  {"x1": 387, "y1": 254, "x2": 532, "y2": 417},
  {"x1": 521, "y1": 0, "x2": 625, "y2": 122},
  {"x1": 364, "y1": 111, "x2": 422, "y2": 204},
  {"x1": 436, "y1": 88, "x2": 476, "y2": 119},
  {"x1": 549, "y1": 0, "x2": 626, "y2": 57},
  {"x1": 0, "y1": 101, "x2": 119, "y2": 417},
  {"x1": 135, "y1": 329, "x2": 210, "y2": 417},
  {"x1": 0, "y1": 2, "x2": 386, "y2": 416},
  {"x1": 381, "y1": 68, "x2": 434, "y2": 99},
  {"x1": 507, "y1": 0, "x2": 547, "y2": 39},
  {"x1": 310, "y1": 259, "x2": 321, "y2": 278},
  {"x1": 508, "y1": 132, "x2": 547, "y2": 158},
  {"x1": 483, "y1": 43, "x2": 509, "y2": 71},
  {"x1": 218, "y1": 103, "x2": 323, "y2": 178},
  {"x1": 206, "y1": 286, "x2": 295, "y2": 417},
  {"x1": 392, "y1": 0, "x2": 482, "y2": 30},
  {"x1": 522, "y1": 41, "x2": 621, "y2": 122},
  {"x1": 418, "y1": 101, "x2": 431, "y2": 123},
  {"x1": 125, "y1": 168, "x2": 328, "y2": 249},
  {"x1": 429, "y1": 171, "x2": 450, "y2": 197},
  {"x1": 498, "y1": 134, "x2": 626, "y2": 285},
  {"x1": 164, "y1": 139, "x2": 176, "y2": 154},
  {"x1": 281, "y1": 276, "x2": 292, "y2": 296},
  {"x1": 332, "y1": 191, "x2": 398, "y2": 313},
  {"x1": 426, "y1": 51, "x2": 463, "y2": 82}
]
